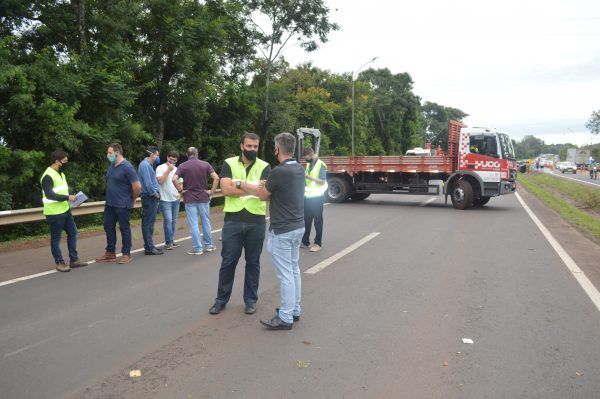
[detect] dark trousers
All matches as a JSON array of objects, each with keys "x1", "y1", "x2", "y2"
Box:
[
  {"x1": 302, "y1": 196, "x2": 324, "y2": 246},
  {"x1": 141, "y1": 196, "x2": 159, "y2": 251},
  {"x1": 45, "y1": 210, "x2": 78, "y2": 264},
  {"x1": 103, "y1": 205, "x2": 132, "y2": 255},
  {"x1": 216, "y1": 220, "x2": 266, "y2": 305}
]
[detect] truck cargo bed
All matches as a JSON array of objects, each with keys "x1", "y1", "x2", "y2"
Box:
[{"x1": 319, "y1": 155, "x2": 454, "y2": 175}]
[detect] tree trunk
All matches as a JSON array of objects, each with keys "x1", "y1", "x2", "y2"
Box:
[
  {"x1": 71, "y1": 0, "x2": 86, "y2": 57},
  {"x1": 260, "y1": 61, "x2": 272, "y2": 158},
  {"x1": 156, "y1": 56, "x2": 175, "y2": 148}
]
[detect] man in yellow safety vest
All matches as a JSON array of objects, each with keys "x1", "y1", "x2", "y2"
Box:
[
  {"x1": 40, "y1": 150, "x2": 87, "y2": 272},
  {"x1": 301, "y1": 147, "x2": 328, "y2": 252}
]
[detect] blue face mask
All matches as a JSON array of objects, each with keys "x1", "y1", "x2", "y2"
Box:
[
  {"x1": 107, "y1": 153, "x2": 117, "y2": 164},
  {"x1": 155, "y1": 156, "x2": 160, "y2": 165}
]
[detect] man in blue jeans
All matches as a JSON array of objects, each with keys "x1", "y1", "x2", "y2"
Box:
[
  {"x1": 96, "y1": 143, "x2": 141, "y2": 264},
  {"x1": 172, "y1": 147, "x2": 219, "y2": 255},
  {"x1": 239, "y1": 132, "x2": 305, "y2": 330},
  {"x1": 138, "y1": 146, "x2": 163, "y2": 255},
  {"x1": 208, "y1": 133, "x2": 271, "y2": 316},
  {"x1": 156, "y1": 150, "x2": 181, "y2": 250}
]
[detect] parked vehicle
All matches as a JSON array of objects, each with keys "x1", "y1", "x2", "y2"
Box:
[{"x1": 295, "y1": 121, "x2": 517, "y2": 210}]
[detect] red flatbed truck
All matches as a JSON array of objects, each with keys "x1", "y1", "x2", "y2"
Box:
[{"x1": 295, "y1": 120, "x2": 517, "y2": 210}]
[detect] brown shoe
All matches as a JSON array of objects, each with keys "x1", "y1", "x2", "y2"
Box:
[
  {"x1": 70, "y1": 259, "x2": 88, "y2": 268},
  {"x1": 55, "y1": 261, "x2": 71, "y2": 272},
  {"x1": 95, "y1": 251, "x2": 116, "y2": 263},
  {"x1": 118, "y1": 254, "x2": 132, "y2": 264}
]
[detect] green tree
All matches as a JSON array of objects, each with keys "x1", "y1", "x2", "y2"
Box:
[
  {"x1": 586, "y1": 110, "x2": 600, "y2": 135},
  {"x1": 421, "y1": 101, "x2": 468, "y2": 150}
]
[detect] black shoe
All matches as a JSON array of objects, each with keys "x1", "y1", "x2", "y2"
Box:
[
  {"x1": 260, "y1": 315, "x2": 292, "y2": 330},
  {"x1": 209, "y1": 302, "x2": 226, "y2": 315},
  {"x1": 276, "y1": 307, "x2": 300, "y2": 322},
  {"x1": 245, "y1": 302, "x2": 257, "y2": 314},
  {"x1": 145, "y1": 248, "x2": 164, "y2": 255}
]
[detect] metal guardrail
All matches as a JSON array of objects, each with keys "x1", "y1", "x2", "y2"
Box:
[{"x1": 0, "y1": 191, "x2": 223, "y2": 226}]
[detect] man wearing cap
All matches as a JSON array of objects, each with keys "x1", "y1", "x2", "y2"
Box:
[
  {"x1": 172, "y1": 147, "x2": 220, "y2": 255},
  {"x1": 138, "y1": 146, "x2": 163, "y2": 255}
]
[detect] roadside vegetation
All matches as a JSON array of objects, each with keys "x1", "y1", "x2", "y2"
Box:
[{"x1": 518, "y1": 172, "x2": 600, "y2": 241}]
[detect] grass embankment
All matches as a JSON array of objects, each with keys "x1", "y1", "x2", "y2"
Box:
[{"x1": 518, "y1": 172, "x2": 600, "y2": 241}]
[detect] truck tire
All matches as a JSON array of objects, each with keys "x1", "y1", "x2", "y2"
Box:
[
  {"x1": 350, "y1": 193, "x2": 370, "y2": 201},
  {"x1": 451, "y1": 180, "x2": 473, "y2": 210},
  {"x1": 473, "y1": 196, "x2": 491, "y2": 207},
  {"x1": 326, "y1": 176, "x2": 351, "y2": 203}
]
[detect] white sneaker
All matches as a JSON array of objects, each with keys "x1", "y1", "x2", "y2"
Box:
[
  {"x1": 309, "y1": 244, "x2": 321, "y2": 252},
  {"x1": 187, "y1": 249, "x2": 204, "y2": 255},
  {"x1": 204, "y1": 245, "x2": 217, "y2": 252}
]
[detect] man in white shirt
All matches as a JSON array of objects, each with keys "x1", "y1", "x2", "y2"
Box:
[{"x1": 156, "y1": 150, "x2": 181, "y2": 250}]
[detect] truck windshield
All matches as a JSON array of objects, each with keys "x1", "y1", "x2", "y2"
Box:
[
  {"x1": 498, "y1": 134, "x2": 516, "y2": 160},
  {"x1": 469, "y1": 135, "x2": 498, "y2": 157}
]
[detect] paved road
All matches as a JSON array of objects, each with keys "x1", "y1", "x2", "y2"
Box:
[
  {"x1": 546, "y1": 169, "x2": 600, "y2": 189},
  {"x1": 1, "y1": 194, "x2": 599, "y2": 399}
]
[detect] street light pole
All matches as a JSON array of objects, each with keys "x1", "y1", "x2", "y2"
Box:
[{"x1": 351, "y1": 56, "x2": 378, "y2": 157}]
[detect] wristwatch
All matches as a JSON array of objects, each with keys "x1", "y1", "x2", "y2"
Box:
[{"x1": 236, "y1": 181, "x2": 242, "y2": 189}]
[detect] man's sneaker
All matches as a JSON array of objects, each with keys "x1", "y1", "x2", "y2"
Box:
[
  {"x1": 204, "y1": 245, "x2": 217, "y2": 252},
  {"x1": 164, "y1": 243, "x2": 175, "y2": 250},
  {"x1": 300, "y1": 243, "x2": 311, "y2": 249},
  {"x1": 70, "y1": 259, "x2": 87, "y2": 268},
  {"x1": 171, "y1": 242, "x2": 181, "y2": 248},
  {"x1": 187, "y1": 249, "x2": 204, "y2": 255},
  {"x1": 309, "y1": 244, "x2": 322, "y2": 252},
  {"x1": 55, "y1": 261, "x2": 71, "y2": 272}
]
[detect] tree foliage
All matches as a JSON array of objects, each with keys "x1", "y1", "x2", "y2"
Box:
[{"x1": 586, "y1": 109, "x2": 600, "y2": 135}]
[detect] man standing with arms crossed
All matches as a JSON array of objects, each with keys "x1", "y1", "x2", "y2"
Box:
[
  {"x1": 95, "y1": 143, "x2": 141, "y2": 265},
  {"x1": 301, "y1": 147, "x2": 328, "y2": 252},
  {"x1": 239, "y1": 132, "x2": 305, "y2": 330},
  {"x1": 209, "y1": 133, "x2": 271, "y2": 316},
  {"x1": 40, "y1": 149, "x2": 87, "y2": 272},
  {"x1": 138, "y1": 146, "x2": 163, "y2": 256},
  {"x1": 172, "y1": 147, "x2": 219, "y2": 255},
  {"x1": 156, "y1": 150, "x2": 181, "y2": 250}
]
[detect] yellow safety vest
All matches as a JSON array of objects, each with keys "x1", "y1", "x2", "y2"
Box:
[
  {"x1": 223, "y1": 156, "x2": 269, "y2": 215},
  {"x1": 40, "y1": 167, "x2": 70, "y2": 215},
  {"x1": 305, "y1": 159, "x2": 328, "y2": 198}
]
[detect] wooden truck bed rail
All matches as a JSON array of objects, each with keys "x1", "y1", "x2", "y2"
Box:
[{"x1": 319, "y1": 155, "x2": 454, "y2": 174}]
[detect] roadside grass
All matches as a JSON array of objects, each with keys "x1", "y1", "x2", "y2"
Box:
[
  {"x1": 530, "y1": 172, "x2": 600, "y2": 213},
  {"x1": 518, "y1": 172, "x2": 600, "y2": 241}
]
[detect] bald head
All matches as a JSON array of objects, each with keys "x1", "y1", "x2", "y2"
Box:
[{"x1": 187, "y1": 147, "x2": 198, "y2": 158}]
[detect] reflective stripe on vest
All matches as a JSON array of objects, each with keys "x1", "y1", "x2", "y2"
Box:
[
  {"x1": 40, "y1": 167, "x2": 70, "y2": 215},
  {"x1": 223, "y1": 157, "x2": 269, "y2": 215},
  {"x1": 305, "y1": 159, "x2": 328, "y2": 198}
]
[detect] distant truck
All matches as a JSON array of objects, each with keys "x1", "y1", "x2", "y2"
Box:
[
  {"x1": 295, "y1": 121, "x2": 517, "y2": 210},
  {"x1": 567, "y1": 148, "x2": 590, "y2": 169}
]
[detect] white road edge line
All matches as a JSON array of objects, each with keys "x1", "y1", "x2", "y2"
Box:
[
  {"x1": 304, "y1": 232, "x2": 380, "y2": 275},
  {"x1": 550, "y1": 171, "x2": 600, "y2": 188},
  {"x1": 515, "y1": 192, "x2": 600, "y2": 312},
  {"x1": 420, "y1": 198, "x2": 437, "y2": 206}
]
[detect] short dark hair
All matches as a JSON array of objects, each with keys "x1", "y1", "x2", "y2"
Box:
[
  {"x1": 50, "y1": 149, "x2": 68, "y2": 163},
  {"x1": 240, "y1": 132, "x2": 260, "y2": 145},
  {"x1": 108, "y1": 143, "x2": 123, "y2": 154},
  {"x1": 146, "y1": 145, "x2": 159, "y2": 155},
  {"x1": 303, "y1": 147, "x2": 315, "y2": 156},
  {"x1": 274, "y1": 132, "x2": 296, "y2": 155},
  {"x1": 167, "y1": 150, "x2": 179, "y2": 158}
]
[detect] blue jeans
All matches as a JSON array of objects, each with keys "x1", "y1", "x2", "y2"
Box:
[
  {"x1": 268, "y1": 227, "x2": 305, "y2": 324},
  {"x1": 160, "y1": 200, "x2": 180, "y2": 244},
  {"x1": 302, "y1": 196, "x2": 324, "y2": 246},
  {"x1": 103, "y1": 205, "x2": 132, "y2": 255},
  {"x1": 216, "y1": 220, "x2": 266, "y2": 304},
  {"x1": 141, "y1": 196, "x2": 159, "y2": 251},
  {"x1": 45, "y1": 210, "x2": 78, "y2": 264},
  {"x1": 185, "y1": 201, "x2": 212, "y2": 251}
]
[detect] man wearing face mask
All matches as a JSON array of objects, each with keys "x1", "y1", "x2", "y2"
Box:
[
  {"x1": 96, "y1": 143, "x2": 141, "y2": 264},
  {"x1": 301, "y1": 147, "x2": 328, "y2": 252},
  {"x1": 208, "y1": 133, "x2": 271, "y2": 316},
  {"x1": 40, "y1": 150, "x2": 87, "y2": 272},
  {"x1": 156, "y1": 150, "x2": 181, "y2": 250},
  {"x1": 138, "y1": 146, "x2": 163, "y2": 255}
]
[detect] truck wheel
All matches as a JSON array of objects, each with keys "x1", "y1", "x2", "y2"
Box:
[
  {"x1": 473, "y1": 196, "x2": 491, "y2": 207},
  {"x1": 451, "y1": 180, "x2": 473, "y2": 210},
  {"x1": 350, "y1": 193, "x2": 370, "y2": 201},
  {"x1": 326, "y1": 177, "x2": 351, "y2": 203}
]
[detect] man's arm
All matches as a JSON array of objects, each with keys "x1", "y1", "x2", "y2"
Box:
[
  {"x1": 239, "y1": 180, "x2": 271, "y2": 201},
  {"x1": 156, "y1": 164, "x2": 174, "y2": 184},
  {"x1": 208, "y1": 171, "x2": 220, "y2": 196},
  {"x1": 132, "y1": 181, "x2": 141, "y2": 200},
  {"x1": 42, "y1": 175, "x2": 75, "y2": 202},
  {"x1": 171, "y1": 173, "x2": 183, "y2": 192}
]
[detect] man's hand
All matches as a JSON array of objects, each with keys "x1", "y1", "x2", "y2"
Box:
[
  {"x1": 167, "y1": 163, "x2": 175, "y2": 171},
  {"x1": 68, "y1": 195, "x2": 77, "y2": 202},
  {"x1": 258, "y1": 179, "x2": 266, "y2": 189}
]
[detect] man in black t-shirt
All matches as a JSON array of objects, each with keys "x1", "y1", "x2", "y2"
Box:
[{"x1": 238, "y1": 132, "x2": 305, "y2": 330}]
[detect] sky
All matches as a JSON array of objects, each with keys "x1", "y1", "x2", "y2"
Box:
[{"x1": 281, "y1": 0, "x2": 600, "y2": 145}]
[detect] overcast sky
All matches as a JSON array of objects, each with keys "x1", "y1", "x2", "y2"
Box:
[{"x1": 282, "y1": 0, "x2": 600, "y2": 145}]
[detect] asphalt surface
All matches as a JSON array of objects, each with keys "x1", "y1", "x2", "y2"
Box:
[
  {"x1": 547, "y1": 169, "x2": 600, "y2": 189},
  {"x1": 1, "y1": 193, "x2": 600, "y2": 399}
]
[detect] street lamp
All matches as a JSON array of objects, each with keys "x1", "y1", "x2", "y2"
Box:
[{"x1": 351, "y1": 56, "x2": 378, "y2": 157}]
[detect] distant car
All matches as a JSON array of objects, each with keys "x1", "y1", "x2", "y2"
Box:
[
  {"x1": 405, "y1": 148, "x2": 432, "y2": 156},
  {"x1": 556, "y1": 162, "x2": 565, "y2": 171},
  {"x1": 561, "y1": 162, "x2": 576, "y2": 174}
]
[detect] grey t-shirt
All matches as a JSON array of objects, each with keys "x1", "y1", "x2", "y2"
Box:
[{"x1": 265, "y1": 159, "x2": 305, "y2": 234}]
